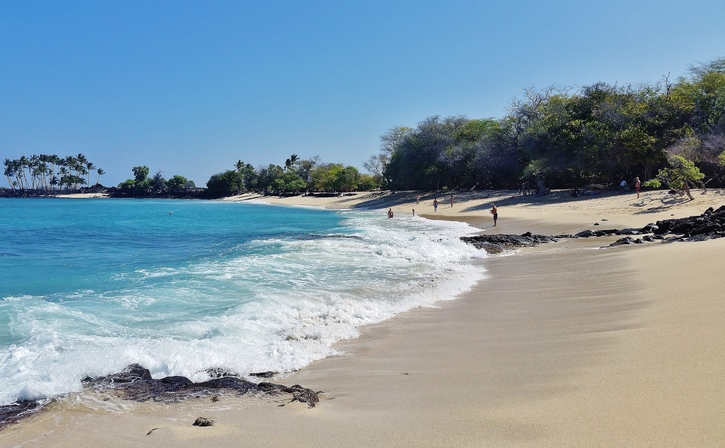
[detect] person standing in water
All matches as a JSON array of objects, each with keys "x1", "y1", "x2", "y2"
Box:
[
  {"x1": 490, "y1": 204, "x2": 498, "y2": 226},
  {"x1": 387, "y1": 208, "x2": 394, "y2": 218}
]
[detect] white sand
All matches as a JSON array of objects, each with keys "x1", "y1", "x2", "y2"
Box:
[
  {"x1": 52, "y1": 193, "x2": 110, "y2": 199},
  {"x1": 2, "y1": 188, "x2": 724, "y2": 447}
]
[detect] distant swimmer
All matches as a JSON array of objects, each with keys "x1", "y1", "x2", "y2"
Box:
[
  {"x1": 168, "y1": 211, "x2": 173, "y2": 215},
  {"x1": 490, "y1": 204, "x2": 498, "y2": 226}
]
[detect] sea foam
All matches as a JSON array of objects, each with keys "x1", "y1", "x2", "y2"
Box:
[{"x1": 0, "y1": 199, "x2": 485, "y2": 405}]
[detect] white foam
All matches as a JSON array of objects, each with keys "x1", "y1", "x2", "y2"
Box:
[{"x1": 0, "y1": 210, "x2": 486, "y2": 406}]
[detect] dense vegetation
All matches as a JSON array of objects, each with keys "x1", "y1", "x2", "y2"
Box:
[
  {"x1": 115, "y1": 166, "x2": 196, "y2": 197},
  {"x1": 371, "y1": 58, "x2": 725, "y2": 192},
  {"x1": 203, "y1": 155, "x2": 378, "y2": 198},
  {"x1": 4, "y1": 58, "x2": 724, "y2": 198}
]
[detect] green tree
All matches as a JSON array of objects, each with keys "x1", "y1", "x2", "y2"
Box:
[
  {"x1": 357, "y1": 173, "x2": 380, "y2": 191},
  {"x1": 336, "y1": 166, "x2": 360, "y2": 191},
  {"x1": 257, "y1": 164, "x2": 284, "y2": 193},
  {"x1": 132, "y1": 166, "x2": 150, "y2": 184},
  {"x1": 167, "y1": 175, "x2": 189, "y2": 192},
  {"x1": 151, "y1": 171, "x2": 166, "y2": 193},
  {"x1": 280, "y1": 171, "x2": 306, "y2": 193},
  {"x1": 296, "y1": 157, "x2": 319, "y2": 190},
  {"x1": 649, "y1": 155, "x2": 705, "y2": 200},
  {"x1": 205, "y1": 170, "x2": 241, "y2": 198},
  {"x1": 118, "y1": 179, "x2": 135, "y2": 192}
]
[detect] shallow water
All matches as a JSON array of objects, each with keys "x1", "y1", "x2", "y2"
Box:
[{"x1": 0, "y1": 198, "x2": 485, "y2": 406}]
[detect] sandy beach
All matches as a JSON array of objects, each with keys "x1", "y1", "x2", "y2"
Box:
[{"x1": 2, "y1": 188, "x2": 724, "y2": 447}]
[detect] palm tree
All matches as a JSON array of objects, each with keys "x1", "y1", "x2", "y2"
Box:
[
  {"x1": 45, "y1": 165, "x2": 55, "y2": 190},
  {"x1": 3, "y1": 158, "x2": 16, "y2": 191},
  {"x1": 58, "y1": 166, "x2": 69, "y2": 190},
  {"x1": 235, "y1": 160, "x2": 245, "y2": 194},
  {"x1": 64, "y1": 155, "x2": 76, "y2": 176},
  {"x1": 85, "y1": 161, "x2": 95, "y2": 187},
  {"x1": 96, "y1": 168, "x2": 105, "y2": 185},
  {"x1": 284, "y1": 154, "x2": 298, "y2": 172},
  {"x1": 32, "y1": 160, "x2": 46, "y2": 190},
  {"x1": 18, "y1": 156, "x2": 29, "y2": 190},
  {"x1": 49, "y1": 154, "x2": 61, "y2": 189},
  {"x1": 76, "y1": 153, "x2": 88, "y2": 170}
]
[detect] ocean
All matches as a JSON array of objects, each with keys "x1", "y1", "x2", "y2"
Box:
[{"x1": 0, "y1": 198, "x2": 485, "y2": 407}]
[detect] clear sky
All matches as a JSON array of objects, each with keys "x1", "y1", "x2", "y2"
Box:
[{"x1": 2, "y1": 0, "x2": 724, "y2": 187}]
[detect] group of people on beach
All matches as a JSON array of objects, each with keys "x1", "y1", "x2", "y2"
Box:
[
  {"x1": 388, "y1": 195, "x2": 499, "y2": 227},
  {"x1": 388, "y1": 173, "x2": 647, "y2": 228},
  {"x1": 428, "y1": 194, "x2": 455, "y2": 213},
  {"x1": 619, "y1": 176, "x2": 642, "y2": 198}
]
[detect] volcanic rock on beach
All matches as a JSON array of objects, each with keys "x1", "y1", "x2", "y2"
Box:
[
  {"x1": 461, "y1": 205, "x2": 725, "y2": 253},
  {"x1": 460, "y1": 232, "x2": 559, "y2": 254},
  {"x1": 0, "y1": 401, "x2": 43, "y2": 430},
  {"x1": 0, "y1": 364, "x2": 321, "y2": 429},
  {"x1": 81, "y1": 364, "x2": 320, "y2": 407}
]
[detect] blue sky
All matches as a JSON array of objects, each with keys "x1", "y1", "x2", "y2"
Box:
[{"x1": 2, "y1": 0, "x2": 724, "y2": 187}]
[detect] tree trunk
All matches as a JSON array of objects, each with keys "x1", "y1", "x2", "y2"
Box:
[{"x1": 683, "y1": 181, "x2": 694, "y2": 200}]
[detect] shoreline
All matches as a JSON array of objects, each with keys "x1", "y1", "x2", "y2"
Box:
[{"x1": 2, "y1": 190, "x2": 724, "y2": 446}]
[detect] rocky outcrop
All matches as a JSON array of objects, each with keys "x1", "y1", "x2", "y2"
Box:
[
  {"x1": 461, "y1": 205, "x2": 725, "y2": 253},
  {"x1": 460, "y1": 232, "x2": 559, "y2": 254},
  {"x1": 0, "y1": 400, "x2": 43, "y2": 430},
  {"x1": 81, "y1": 364, "x2": 319, "y2": 408},
  {"x1": 0, "y1": 363, "x2": 320, "y2": 430},
  {"x1": 651, "y1": 205, "x2": 725, "y2": 239}
]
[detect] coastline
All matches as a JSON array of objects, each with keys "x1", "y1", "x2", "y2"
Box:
[{"x1": 2, "y1": 189, "x2": 724, "y2": 446}]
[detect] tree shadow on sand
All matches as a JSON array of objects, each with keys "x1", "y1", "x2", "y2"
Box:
[
  {"x1": 459, "y1": 190, "x2": 624, "y2": 213},
  {"x1": 631, "y1": 194, "x2": 695, "y2": 215}
]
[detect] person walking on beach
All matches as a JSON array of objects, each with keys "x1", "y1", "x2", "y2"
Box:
[
  {"x1": 490, "y1": 204, "x2": 498, "y2": 227},
  {"x1": 635, "y1": 177, "x2": 641, "y2": 198},
  {"x1": 416, "y1": 194, "x2": 420, "y2": 205},
  {"x1": 450, "y1": 194, "x2": 454, "y2": 208},
  {"x1": 433, "y1": 198, "x2": 438, "y2": 212}
]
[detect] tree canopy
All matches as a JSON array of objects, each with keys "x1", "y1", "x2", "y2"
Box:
[{"x1": 378, "y1": 58, "x2": 725, "y2": 191}]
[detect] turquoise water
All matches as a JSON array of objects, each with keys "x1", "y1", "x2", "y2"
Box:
[{"x1": 0, "y1": 198, "x2": 485, "y2": 406}]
